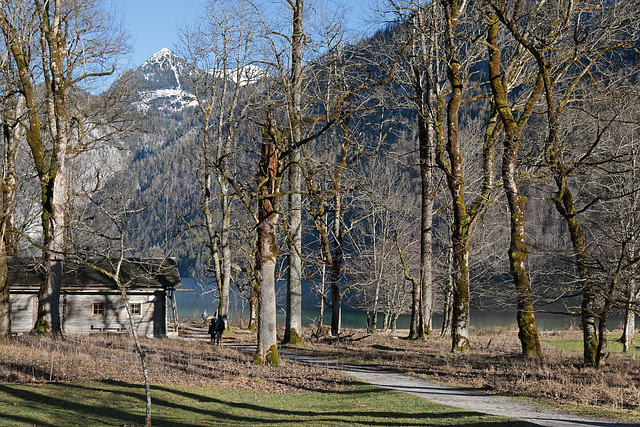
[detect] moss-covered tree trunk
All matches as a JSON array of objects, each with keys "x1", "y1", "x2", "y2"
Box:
[
  {"x1": 0, "y1": 10, "x2": 51, "y2": 336},
  {"x1": 249, "y1": 279, "x2": 258, "y2": 331},
  {"x1": 505, "y1": 185, "x2": 542, "y2": 358},
  {"x1": 486, "y1": 17, "x2": 542, "y2": 358},
  {"x1": 438, "y1": 0, "x2": 473, "y2": 352},
  {"x1": 1, "y1": 4, "x2": 65, "y2": 337},
  {"x1": 36, "y1": 0, "x2": 69, "y2": 337},
  {"x1": 595, "y1": 291, "x2": 615, "y2": 367},
  {"x1": 443, "y1": 59, "x2": 471, "y2": 351}
]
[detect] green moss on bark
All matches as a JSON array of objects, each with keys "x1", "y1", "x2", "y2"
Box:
[
  {"x1": 267, "y1": 344, "x2": 280, "y2": 367},
  {"x1": 452, "y1": 334, "x2": 471, "y2": 352},
  {"x1": 285, "y1": 330, "x2": 305, "y2": 346},
  {"x1": 253, "y1": 353, "x2": 264, "y2": 366}
]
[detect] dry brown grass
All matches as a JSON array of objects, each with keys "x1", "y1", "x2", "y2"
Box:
[
  {"x1": 0, "y1": 331, "x2": 350, "y2": 394},
  {"x1": 294, "y1": 327, "x2": 640, "y2": 420}
]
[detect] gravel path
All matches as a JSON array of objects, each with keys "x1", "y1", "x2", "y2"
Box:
[
  {"x1": 184, "y1": 327, "x2": 636, "y2": 427},
  {"x1": 276, "y1": 350, "x2": 636, "y2": 427}
]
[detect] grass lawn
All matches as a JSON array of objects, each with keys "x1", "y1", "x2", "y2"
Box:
[
  {"x1": 0, "y1": 380, "x2": 532, "y2": 427},
  {"x1": 542, "y1": 332, "x2": 640, "y2": 356}
]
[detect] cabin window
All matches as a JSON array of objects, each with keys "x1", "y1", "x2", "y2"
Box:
[
  {"x1": 130, "y1": 303, "x2": 141, "y2": 315},
  {"x1": 92, "y1": 302, "x2": 104, "y2": 316}
]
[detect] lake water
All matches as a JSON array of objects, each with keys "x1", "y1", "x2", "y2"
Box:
[{"x1": 175, "y1": 278, "x2": 622, "y2": 331}]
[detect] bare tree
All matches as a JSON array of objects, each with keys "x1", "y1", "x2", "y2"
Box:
[
  {"x1": 617, "y1": 140, "x2": 640, "y2": 353},
  {"x1": 486, "y1": 0, "x2": 640, "y2": 364},
  {"x1": 251, "y1": 0, "x2": 379, "y2": 356},
  {"x1": 178, "y1": 0, "x2": 260, "y2": 329},
  {"x1": 348, "y1": 154, "x2": 418, "y2": 333},
  {"x1": 254, "y1": 112, "x2": 282, "y2": 365},
  {"x1": 427, "y1": 0, "x2": 501, "y2": 352},
  {"x1": 71, "y1": 170, "x2": 167, "y2": 427},
  {"x1": 386, "y1": 0, "x2": 438, "y2": 339},
  {"x1": 485, "y1": 12, "x2": 544, "y2": 358},
  {"x1": 0, "y1": 0, "x2": 128, "y2": 335}
]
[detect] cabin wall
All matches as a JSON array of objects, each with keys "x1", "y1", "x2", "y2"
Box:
[
  {"x1": 9, "y1": 290, "x2": 167, "y2": 337},
  {"x1": 10, "y1": 293, "x2": 37, "y2": 332},
  {"x1": 63, "y1": 290, "x2": 166, "y2": 337}
]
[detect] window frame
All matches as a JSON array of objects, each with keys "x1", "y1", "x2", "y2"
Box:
[
  {"x1": 130, "y1": 302, "x2": 141, "y2": 316},
  {"x1": 92, "y1": 302, "x2": 104, "y2": 316}
]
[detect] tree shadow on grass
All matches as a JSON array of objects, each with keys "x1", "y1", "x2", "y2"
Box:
[
  {"x1": 148, "y1": 381, "x2": 536, "y2": 426},
  {"x1": 0, "y1": 380, "x2": 535, "y2": 426},
  {"x1": 0, "y1": 383, "x2": 147, "y2": 426}
]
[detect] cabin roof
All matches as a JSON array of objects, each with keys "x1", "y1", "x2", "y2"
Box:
[{"x1": 8, "y1": 257, "x2": 182, "y2": 291}]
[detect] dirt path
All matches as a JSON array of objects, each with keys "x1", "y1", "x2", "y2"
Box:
[{"x1": 182, "y1": 326, "x2": 634, "y2": 427}]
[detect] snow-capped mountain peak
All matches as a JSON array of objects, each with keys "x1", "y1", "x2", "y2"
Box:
[
  {"x1": 146, "y1": 48, "x2": 176, "y2": 63},
  {"x1": 133, "y1": 49, "x2": 197, "y2": 112},
  {"x1": 118, "y1": 49, "x2": 265, "y2": 113}
]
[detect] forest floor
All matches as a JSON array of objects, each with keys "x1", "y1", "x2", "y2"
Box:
[
  {"x1": 0, "y1": 324, "x2": 638, "y2": 425},
  {"x1": 186, "y1": 323, "x2": 640, "y2": 425}
]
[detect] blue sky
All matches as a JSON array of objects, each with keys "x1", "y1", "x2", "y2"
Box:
[{"x1": 112, "y1": 0, "x2": 376, "y2": 68}]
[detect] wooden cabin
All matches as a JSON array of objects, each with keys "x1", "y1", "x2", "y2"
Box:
[{"x1": 8, "y1": 257, "x2": 181, "y2": 337}]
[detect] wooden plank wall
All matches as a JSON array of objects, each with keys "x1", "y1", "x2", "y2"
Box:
[
  {"x1": 10, "y1": 294, "x2": 36, "y2": 332},
  {"x1": 9, "y1": 290, "x2": 167, "y2": 337}
]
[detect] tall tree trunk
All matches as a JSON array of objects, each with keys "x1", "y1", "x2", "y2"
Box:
[
  {"x1": 0, "y1": 95, "x2": 20, "y2": 342},
  {"x1": 330, "y1": 190, "x2": 343, "y2": 336},
  {"x1": 283, "y1": 0, "x2": 304, "y2": 345},
  {"x1": 504, "y1": 176, "x2": 541, "y2": 357},
  {"x1": 34, "y1": 0, "x2": 69, "y2": 337},
  {"x1": 408, "y1": 4, "x2": 434, "y2": 340},
  {"x1": 439, "y1": 0, "x2": 471, "y2": 352},
  {"x1": 201, "y1": 122, "x2": 225, "y2": 314},
  {"x1": 0, "y1": 11, "x2": 49, "y2": 336},
  {"x1": 218, "y1": 184, "x2": 232, "y2": 324},
  {"x1": 284, "y1": 150, "x2": 303, "y2": 344},
  {"x1": 445, "y1": 62, "x2": 471, "y2": 352},
  {"x1": 621, "y1": 279, "x2": 637, "y2": 353},
  {"x1": 552, "y1": 176, "x2": 598, "y2": 364},
  {"x1": 255, "y1": 132, "x2": 280, "y2": 366},
  {"x1": 440, "y1": 252, "x2": 454, "y2": 337},
  {"x1": 418, "y1": 2, "x2": 434, "y2": 340},
  {"x1": 487, "y1": 17, "x2": 542, "y2": 358},
  {"x1": 419, "y1": 176, "x2": 434, "y2": 338}
]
